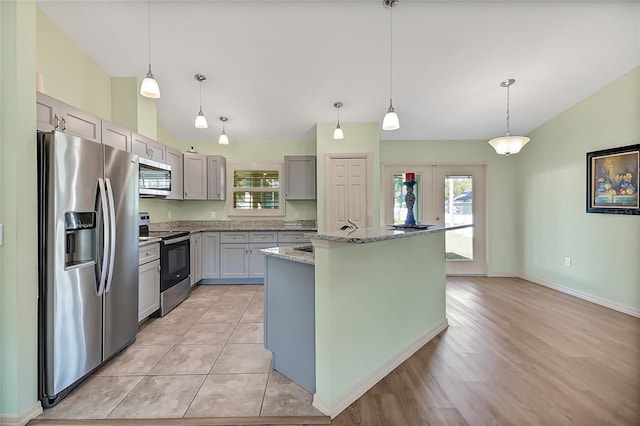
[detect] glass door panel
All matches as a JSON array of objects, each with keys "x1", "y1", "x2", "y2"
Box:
[
  {"x1": 392, "y1": 173, "x2": 422, "y2": 225},
  {"x1": 444, "y1": 175, "x2": 473, "y2": 261}
]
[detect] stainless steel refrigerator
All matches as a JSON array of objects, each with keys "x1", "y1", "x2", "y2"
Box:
[{"x1": 37, "y1": 131, "x2": 139, "y2": 407}]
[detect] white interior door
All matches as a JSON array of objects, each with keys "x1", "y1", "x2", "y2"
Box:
[{"x1": 326, "y1": 156, "x2": 369, "y2": 232}]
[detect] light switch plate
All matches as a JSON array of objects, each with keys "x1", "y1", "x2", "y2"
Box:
[{"x1": 0, "y1": 223, "x2": 3, "y2": 246}]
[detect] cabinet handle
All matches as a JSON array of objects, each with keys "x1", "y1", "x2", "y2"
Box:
[
  {"x1": 61, "y1": 117, "x2": 67, "y2": 131},
  {"x1": 146, "y1": 252, "x2": 151, "y2": 257},
  {"x1": 185, "y1": 189, "x2": 188, "y2": 196},
  {"x1": 54, "y1": 114, "x2": 60, "y2": 130},
  {"x1": 157, "y1": 265, "x2": 161, "y2": 272}
]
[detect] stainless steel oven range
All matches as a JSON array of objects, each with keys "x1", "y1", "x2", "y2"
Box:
[{"x1": 139, "y1": 212, "x2": 191, "y2": 316}]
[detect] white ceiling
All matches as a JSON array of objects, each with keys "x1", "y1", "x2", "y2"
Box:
[{"x1": 37, "y1": 1, "x2": 639, "y2": 143}]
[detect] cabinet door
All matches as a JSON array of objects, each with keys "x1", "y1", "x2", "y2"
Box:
[
  {"x1": 149, "y1": 140, "x2": 166, "y2": 163},
  {"x1": 102, "y1": 121, "x2": 132, "y2": 152},
  {"x1": 220, "y1": 244, "x2": 249, "y2": 279},
  {"x1": 202, "y1": 232, "x2": 220, "y2": 279},
  {"x1": 285, "y1": 156, "x2": 316, "y2": 200},
  {"x1": 165, "y1": 147, "x2": 184, "y2": 200},
  {"x1": 138, "y1": 259, "x2": 160, "y2": 322},
  {"x1": 249, "y1": 243, "x2": 274, "y2": 279},
  {"x1": 60, "y1": 103, "x2": 101, "y2": 143},
  {"x1": 207, "y1": 155, "x2": 227, "y2": 200},
  {"x1": 194, "y1": 233, "x2": 203, "y2": 283},
  {"x1": 36, "y1": 92, "x2": 60, "y2": 132},
  {"x1": 183, "y1": 153, "x2": 208, "y2": 200}
]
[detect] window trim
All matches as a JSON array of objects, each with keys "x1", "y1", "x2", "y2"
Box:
[{"x1": 226, "y1": 162, "x2": 285, "y2": 217}]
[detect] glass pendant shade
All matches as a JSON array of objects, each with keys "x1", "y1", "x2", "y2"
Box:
[
  {"x1": 218, "y1": 131, "x2": 229, "y2": 145},
  {"x1": 140, "y1": 68, "x2": 160, "y2": 99},
  {"x1": 333, "y1": 124, "x2": 344, "y2": 140},
  {"x1": 382, "y1": 104, "x2": 400, "y2": 130},
  {"x1": 195, "y1": 110, "x2": 208, "y2": 129},
  {"x1": 488, "y1": 135, "x2": 530, "y2": 156}
]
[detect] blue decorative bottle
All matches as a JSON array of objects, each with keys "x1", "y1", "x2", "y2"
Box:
[{"x1": 404, "y1": 180, "x2": 416, "y2": 226}]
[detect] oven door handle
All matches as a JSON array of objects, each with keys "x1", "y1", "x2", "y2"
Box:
[{"x1": 163, "y1": 235, "x2": 190, "y2": 245}]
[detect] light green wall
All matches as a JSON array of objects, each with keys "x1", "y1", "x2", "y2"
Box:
[
  {"x1": 381, "y1": 139, "x2": 520, "y2": 275},
  {"x1": 36, "y1": 7, "x2": 111, "y2": 120},
  {"x1": 314, "y1": 233, "x2": 446, "y2": 402},
  {"x1": 519, "y1": 67, "x2": 640, "y2": 311},
  {"x1": 1, "y1": 0, "x2": 38, "y2": 417},
  {"x1": 316, "y1": 122, "x2": 381, "y2": 232},
  {"x1": 111, "y1": 77, "x2": 138, "y2": 131},
  {"x1": 139, "y1": 140, "x2": 318, "y2": 222}
]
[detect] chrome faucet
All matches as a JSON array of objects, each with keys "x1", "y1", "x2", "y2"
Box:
[{"x1": 340, "y1": 218, "x2": 360, "y2": 231}]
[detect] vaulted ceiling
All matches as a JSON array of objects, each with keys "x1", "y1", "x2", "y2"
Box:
[{"x1": 37, "y1": 0, "x2": 640, "y2": 143}]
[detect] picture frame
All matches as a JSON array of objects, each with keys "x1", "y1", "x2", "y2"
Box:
[{"x1": 586, "y1": 144, "x2": 640, "y2": 215}]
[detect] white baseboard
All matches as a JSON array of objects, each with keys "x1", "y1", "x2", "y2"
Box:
[
  {"x1": 0, "y1": 401, "x2": 42, "y2": 426},
  {"x1": 312, "y1": 318, "x2": 449, "y2": 418},
  {"x1": 521, "y1": 274, "x2": 640, "y2": 318}
]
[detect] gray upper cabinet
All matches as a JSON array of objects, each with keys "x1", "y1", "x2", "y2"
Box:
[
  {"x1": 183, "y1": 152, "x2": 207, "y2": 200},
  {"x1": 284, "y1": 156, "x2": 316, "y2": 200},
  {"x1": 165, "y1": 147, "x2": 184, "y2": 200},
  {"x1": 207, "y1": 155, "x2": 227, "y2": 200},
  {"x1": 101, "y1": 121, "x2": 132, "y2": 152},
  {"x1": 133, "y1": 133, "x2": 166, "y2": 163},
  {"x1": 37, "y1": 92, "x2": 101, "y2": 143}
]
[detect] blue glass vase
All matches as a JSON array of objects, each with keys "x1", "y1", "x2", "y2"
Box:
[{"x1": 404, "y1": 181, "x2": 416, "y2": 226}]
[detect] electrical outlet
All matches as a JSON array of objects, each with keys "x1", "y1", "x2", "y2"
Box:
[
  {"x1": 210, "y1": 211, "x2": 216, "y2": 219},
  {"x1": 294, "y1": 212, "x2": 300, "y2": 220},
  {"x1": 167, "y1": 211, "x2": 172, "y2": 219},
  {"x1": 564, "y1": 257, "x2": 571, "y2": 267}
]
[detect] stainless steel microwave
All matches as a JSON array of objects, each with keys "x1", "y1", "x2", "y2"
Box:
[{"x1": 139, "y1": 157, "x2": 171, "y2": 197}]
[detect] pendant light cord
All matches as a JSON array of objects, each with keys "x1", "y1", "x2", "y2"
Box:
[
  {"x1": 505, "y1": 84, "x2": 510, "y2": 136},
  {"x1": 199, "y1": 81, "x2": 203, "y2": 111},
  {"x1": 147, "y1": 0, "x2": 152, "y2": 68},
  {"x1": 389, "y1": 5, "x2": 393, "y2": 102}
]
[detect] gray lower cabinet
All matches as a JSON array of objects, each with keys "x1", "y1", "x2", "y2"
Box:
[
  {"x1": 219, "y1": 231, "x2": 277, "y2": 280},
  {"x1": 138, "y1": 243, "x2": 160, "y2": 322},
  {"x1": 220, "y1": 243, "x2": 250, "y2": 279},
  {"x1": 277, "y1": 231, "x2": 313, "y2": 246},
  {"x1": 202, "y1": 232, "x2": 220, "y2": 279},
  {"x1": 190, "y1": 233, "x2": 202, "y2": 286}
]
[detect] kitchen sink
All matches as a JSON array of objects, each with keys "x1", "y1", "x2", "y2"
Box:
[{"x1": 293, "y1": 245, "x2": 313, "y2": 253}]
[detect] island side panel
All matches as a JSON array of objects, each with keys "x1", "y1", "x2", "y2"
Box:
[
  {"x1": 314, "y1": 232, "x2": 446, "y2": 407},
  {"x1": 264, "y1": 255, "x2": 316, "y2": 393}
]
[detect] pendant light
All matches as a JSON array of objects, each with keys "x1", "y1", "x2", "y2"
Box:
[
  {"x1": 488, "y1": 79, "x2": 530, "y2": 156},
  {"x1": 194, "y1": 74, "x2": 208, "y2": 129},
  {"x1": 333, "y1": 102, "x2": 344, "y2": 140},
  {"x1": 218, "y1": 117, "x2": 229, "y2": 145},
  {"x1": 382, "y1": 0, "x2": 399, "y2": 131},
  {"x1": 140, "y1": 0, "x2": 160, "y2": 98}
]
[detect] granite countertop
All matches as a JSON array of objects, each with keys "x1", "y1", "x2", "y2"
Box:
[
  {"x1": 261, "y1": 245, "x2": 315, "y2": 265},
  {"x1": 310, "y1": 223, "x2": 473, "y2": 244},
  {"x1": 149, "y1": 220, "x2": 317, "y2": 233}
]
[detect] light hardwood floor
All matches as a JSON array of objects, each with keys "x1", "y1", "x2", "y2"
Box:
[
  {"x1": 333, "y1": 276, "x2": 640, "y2": 426},
  {"x1": 30, "y1": 277, "x2": 640, "y2": 425}
]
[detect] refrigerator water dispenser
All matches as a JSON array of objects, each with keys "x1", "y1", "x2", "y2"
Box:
[{"x1": 64, "y1": 211, "x2": 96, "y2": 268}]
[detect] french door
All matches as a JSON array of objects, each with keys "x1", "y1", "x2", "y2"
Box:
[{"x1": 384, "y1": 164, "x2": 487, "y2": 275}]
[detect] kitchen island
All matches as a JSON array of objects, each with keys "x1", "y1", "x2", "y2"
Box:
[{"x1": 262, "y1": 224, "x2": 468, "y2": 418}]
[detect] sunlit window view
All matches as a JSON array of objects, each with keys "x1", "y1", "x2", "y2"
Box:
[
  {"x1": 445, "y1": 175, "x2": 473, "y2": 261},
  {"x1": 232, "y1": 170, "x2": 280, "y2": 210},
  {"x1": 392, "y1": 173, "x2": 421, "y2": 224}
]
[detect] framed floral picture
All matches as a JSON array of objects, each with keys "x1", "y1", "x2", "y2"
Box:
[{"x1": 586, "y1": 144, "x2": 639, "y2": 215}]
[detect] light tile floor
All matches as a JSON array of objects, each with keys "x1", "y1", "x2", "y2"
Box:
[{"x1": 38, "y1": 284, "x2": 324, "y2": 420}]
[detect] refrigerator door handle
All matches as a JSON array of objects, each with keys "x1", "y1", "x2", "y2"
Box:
[
  {"x1": 97, "y1": 178, "x2": 109, "y2": 296},
  {"x1": 104, "y1": 178, "x2": 117, "y2": 294}
]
